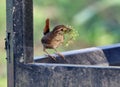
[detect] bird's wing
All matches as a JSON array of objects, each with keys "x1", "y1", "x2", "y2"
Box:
[{"x1": 43, "y1": 18, "x2": 50, "y2": 35}]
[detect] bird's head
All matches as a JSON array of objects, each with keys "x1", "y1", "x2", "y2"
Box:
[{"x1": 52, "y1": 25, "x2": 72, "y2": 35}]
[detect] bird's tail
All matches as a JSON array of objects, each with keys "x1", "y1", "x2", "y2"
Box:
[{"x1": 43, "y1": 18, "x2": 50, "y2": 35}]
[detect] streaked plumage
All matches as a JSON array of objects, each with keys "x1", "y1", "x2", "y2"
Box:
[{"x1": 41, "y1": 18, "x2": 71, "y2": 60}]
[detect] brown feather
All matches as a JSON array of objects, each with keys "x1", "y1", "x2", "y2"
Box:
[{"x1": 44, "y1": 18, "x2": 50, "y2": 35}]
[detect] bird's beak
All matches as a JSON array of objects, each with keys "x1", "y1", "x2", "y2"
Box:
[
  {"x1": 68, "y1": 27, "x2": 72, "y2": 31},
  {"x1": 65, "y1": 27, "x2": 72, "y2": 33}
]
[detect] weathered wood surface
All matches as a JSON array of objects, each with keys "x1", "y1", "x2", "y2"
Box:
[
  {"x1": 16, "y1": 63, "x2": 120, "y2": 87},
  {"x1": 35, "y1": 44, "x2": 120, "y2": 66},
  {"x1": 35, "y1": 47, "x2": 109, "y2": 65},
  {"x1": 14, "y1": 44, "x2": 120, "y2": 87}
]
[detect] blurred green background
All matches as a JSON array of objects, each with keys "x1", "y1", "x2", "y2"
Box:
[{"x1": 1, "y1": 0, "x2": 120, "y2": 87}]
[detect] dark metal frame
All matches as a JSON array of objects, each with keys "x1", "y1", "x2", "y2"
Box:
[
  {"x1": 6, "y1": 0, "x2": 120, "y2": 87},
  {"x1": 6, "y1": 0, "x2": 33, "y2": 87}
]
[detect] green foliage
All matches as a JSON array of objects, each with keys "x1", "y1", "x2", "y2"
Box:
[
  {"x1": 64, "y1": 26, "x2": 79, "y2": 47},
  {"x1": 1, "y1": 0, "x2": 120, "y2": 87},
  {"x1": 0, "y1": 0, "x2": 6, "y2": 87},
  {"x1": 0, "y1": 77, "x2": 7, "y2": 87},
  {"x1": 33, "y1": 0, "x2": 120, "y2": 53}
]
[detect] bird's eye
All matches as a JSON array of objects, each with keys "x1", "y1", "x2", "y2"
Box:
[{"x1": 61, "y1": 29, "x2": 64, "y2": 31}]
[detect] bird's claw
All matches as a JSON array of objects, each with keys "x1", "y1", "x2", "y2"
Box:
[
  {"x1": 45, "y1": 54, "x2": 56, "y2": 61},
  {"x1": 55, "y1": 52, "x2": 65, "y2": 60}
]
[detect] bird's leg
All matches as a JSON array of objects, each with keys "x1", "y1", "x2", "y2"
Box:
[
  {"x1": 54, "y1": 48, "x2": 65, "y2": 59},
  {"x1": 43, "y1": 48, "x2": 56, "y2": 60}
]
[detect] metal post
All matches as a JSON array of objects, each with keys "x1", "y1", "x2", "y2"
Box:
[{"x1": 6, "y1": 0, "x2": 33, "y2": 87}]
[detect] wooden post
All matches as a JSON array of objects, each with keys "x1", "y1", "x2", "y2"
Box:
[{"x1": 6, "y1": 0, "x2": 33, "y2": 87}]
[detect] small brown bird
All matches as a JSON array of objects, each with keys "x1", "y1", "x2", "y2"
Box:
[{"x1": 41, "y1": 18, "x2": 72, "y2": 60}]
